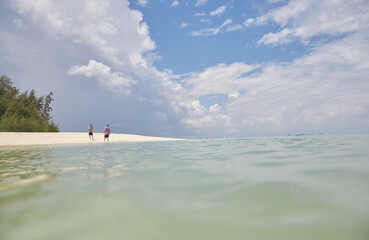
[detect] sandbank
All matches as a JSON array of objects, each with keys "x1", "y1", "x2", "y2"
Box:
[{"x1": 0, "y1": 132, "x2": 183, "y2": 146}]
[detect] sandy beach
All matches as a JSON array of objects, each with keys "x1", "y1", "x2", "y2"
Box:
[{"x1": 0, "y1": 132, "x2": 182, "y2": 146}]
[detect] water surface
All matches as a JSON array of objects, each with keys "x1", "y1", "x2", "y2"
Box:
[{"x1": 1, "y1": 134, "x2": 368, "y2": 240}]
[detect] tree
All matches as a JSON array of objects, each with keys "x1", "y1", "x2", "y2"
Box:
[
  {"x1": 0, "y1": 74, "x2": 59, "y2": 132},
  {"x1": 41, "y1": 92, "x2": 54, "y2": 121},
  {"x1": 0, "y1": 75, "x2": 19, "y2": 119}
]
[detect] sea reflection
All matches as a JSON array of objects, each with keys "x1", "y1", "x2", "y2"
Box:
[
  {"x1": 0, "y1": 146, "x2": 56, "y2": 191},
  {"x1": 50, "y1": 143, "x2": 130, "y2": 179},
  {"x1": 0, "y1": 146, "x2": 57, "y2": 237}
]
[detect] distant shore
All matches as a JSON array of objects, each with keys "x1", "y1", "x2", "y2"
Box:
[{"x1": 0, "y1": 132, "x2": 183, "y2": 146}]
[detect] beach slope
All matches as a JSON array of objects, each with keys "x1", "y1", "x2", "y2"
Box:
[{"x1": 0, "y1": 132, "x2": 182, "y2": 146}]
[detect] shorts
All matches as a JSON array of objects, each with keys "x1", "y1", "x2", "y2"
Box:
[
  {"x1": 104, "y1": 134, "x2": 109, "y2": 138},
  {"x1": 89, "y1": 132, "x2": 93, "y2": 135}
]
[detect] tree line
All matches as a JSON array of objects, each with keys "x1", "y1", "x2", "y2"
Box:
[{"x1": 0, "y1": 74, "x2": 59, "y2": 132}]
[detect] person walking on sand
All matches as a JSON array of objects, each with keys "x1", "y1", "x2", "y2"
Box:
[
  {"x1": 88, "y1": 124, "x2": 94, "y2": 140},
  {"x1": 104, "y1": 124, "x2": 111, "y2": 142}
]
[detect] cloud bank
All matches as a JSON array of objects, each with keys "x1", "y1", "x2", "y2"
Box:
[
  {"x1": 174, "y1": 29, "x2": 369, "y2": 135},
  {"x1": 3, "y1": 0, "x2": 369, "y2": 137},
  {"x1": 228, "y1": 0, "x2": 369, "y2": 46}
]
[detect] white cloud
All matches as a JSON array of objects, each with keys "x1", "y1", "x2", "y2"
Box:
[
  {"x1": 179, "y1": 100, "x2": 230, "y2": 133},
  {"x1": 209, "y1": 104, "x2": 221, "y2": 113},
  {"x1": 228, "y1": 92, "x2": 240, "y2": 99},
  {"x1": 13, "y1": 18, "x2": 25, "y2": 28},
  {"x1": 244, "y1": 0, "x2": 369, "y2": 45},
  {"x1": 8, "y1": 0, "x2": 162, "y2": 108},
  {"x1": 137, "y1": 0, "x2": 148, "y2": 7},
  {"x1": 10, "y1": 0, "x2": 156, "y2": 67},
  {"x1": 243, "y1": 18, "x2": 255, "y2": 27},
  {"x1": 174, "y1": 30, "x2": 369, "y2": 135},
  {"x1": 258, "y1": 28, "x2": 295, "y2": 45},
  {"x1": 195, "y1": 12, "x2": 206, "y2": 17},
  {"x1": 68, "y1": 60, "x2": 135, "y2": 96},
  {"x1": 183, "y1": 62, "x2": 259, "y2": 97},
  {"x1": 191, "y1": 19, "x2": 232, "y2": 36},
  {"x1": 199, "y1": 19, "x2": 211, "y2": 24},
  {"x1": 195, "y1": 0, "x2": 207, "y2": 7},
  {"x1": 222, "y1": 0, "x2": 369, "y2": 46},
  {"x1": 267, "y1": 0, "x2": 286, "y2": 3},
  {"x1": 209, "y1": 5, "x2": 226, "y2": 17},
  {"x1": 180, "y1": 22, "x2": 189, "y2": 28},
  {"x1": 195, "y1": 5, "x2": 226, "y2": 18},
  {"x1": 171, "y1": 0, "x2": 179, "y2": 8}
]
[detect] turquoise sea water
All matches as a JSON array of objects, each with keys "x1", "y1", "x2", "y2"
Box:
[{"x1": 0, "y1": 134, "x2": 368, "y2": 240}]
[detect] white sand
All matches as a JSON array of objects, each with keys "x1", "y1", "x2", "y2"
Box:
[{"x1": 0, "y1": 132, "x2": 183, "y2": 146}]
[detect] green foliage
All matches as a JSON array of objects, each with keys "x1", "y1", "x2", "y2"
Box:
[
  {"x1": 0, "y1": 75, "x2": 19, "y2": 118},
  {"x1": 0, "y1": 74, "x2": 59, "y2": 132}
]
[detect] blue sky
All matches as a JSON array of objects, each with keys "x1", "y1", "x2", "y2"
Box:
[
  {"x1": 134, "y1": 0, "x2": 307, "y2": 73},
  {"x1": 1, "y1": 0, "x2": 369, "y2": 137}
]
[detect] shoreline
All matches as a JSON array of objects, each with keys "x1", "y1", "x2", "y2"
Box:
[{"x1": 0, "y1": 132, "x2": 183, "y2": 146}]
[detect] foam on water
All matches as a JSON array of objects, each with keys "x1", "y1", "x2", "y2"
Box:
[{"x1": 1, "y1": 134, "x2": 369, "y2": 240}]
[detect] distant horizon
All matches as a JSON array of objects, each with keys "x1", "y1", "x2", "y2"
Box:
[
  {"x1": 1, "y1": 0, "x2": 368, "y2": 138},
  {"x1": 29, "y1": 130, "x2": 369, "y2": 139}
]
